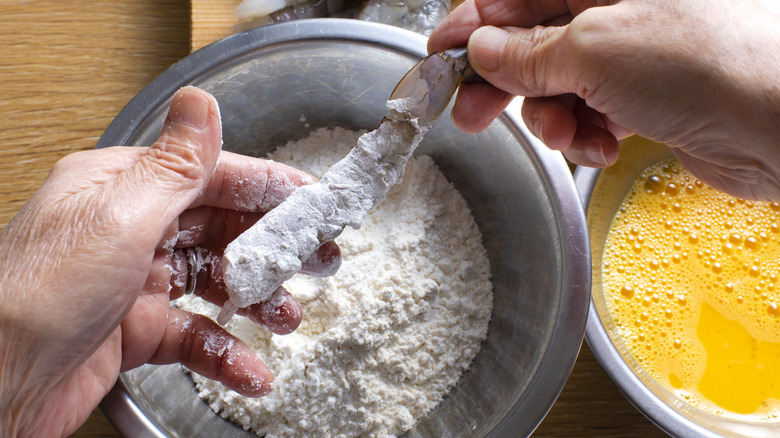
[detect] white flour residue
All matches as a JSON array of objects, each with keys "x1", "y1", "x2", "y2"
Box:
[
  {"x1": 202, "y1": 328, "x2": 236, "y2": 360},
  {"x1": 220, "y1": 98, "x2": 427, "y2": 322},
  {"x1": 177, "y1": 127, "x2": 493, "y2": 438},
  {"x1": 223, "y1": 160, "x2": 306, "y2": 213},
  {"x1": 177, "y1": 224, "x2": 205, "y2": 247}
]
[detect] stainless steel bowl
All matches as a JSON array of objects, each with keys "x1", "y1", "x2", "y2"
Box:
[
  {"x1": 575, "y1": 137, "x2": 780, "y2": 437},
  {"x1": 97, "y1": 19, "x2": 590, "y2": 437}
]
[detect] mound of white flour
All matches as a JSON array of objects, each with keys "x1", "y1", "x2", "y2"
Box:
[{"x1": 177, "y1": 127, "x2": 493, "y2": 437}]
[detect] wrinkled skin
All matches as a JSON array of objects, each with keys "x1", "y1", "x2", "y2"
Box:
[
  {"x1": 429, "y1": 0, "x2": 780, "y2": 201},
  {"x1": 0, "y1": 87, "x2": 341, "y2": 438}
]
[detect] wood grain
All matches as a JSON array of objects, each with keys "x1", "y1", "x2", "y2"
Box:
[
  {"x1": 191, "y1": 0, "x2": 239, "y2": 51},
  {"x1": 0, "y1": 1, "x2": 188, "y2": 437},
  {"x1": 0, "y1": 0, "x2": 190, "y2": 228},
  {"x1": 1, "y1": 1, "x2": 662, "y2": 436}
]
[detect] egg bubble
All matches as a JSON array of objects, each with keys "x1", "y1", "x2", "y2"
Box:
[
  {"x1": 644, "y1": 175, "x2": 664, "y2": 194},
  {"x1": 602, "y1": 157, "x2": 780, "y2": 421}
]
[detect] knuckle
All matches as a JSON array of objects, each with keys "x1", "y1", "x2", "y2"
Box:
[
  {"x1": 177, "y1": 314, "x2": 199, "y2": 362},
  {"x1": 563, "y1": 17, "x2": 604, "y2": 69},
  {"x1": 145, "y1": 137, "x2": 204, "y2": 182},
  {"x1": 511, "y1": 25, "x2": 556, "y2": 94},
  {"x1": 50, "y1": 150, "x2": 94, "y2": 176},
  {"x1": 560, "y1": 9, "x2": 625, "y2": 102}
]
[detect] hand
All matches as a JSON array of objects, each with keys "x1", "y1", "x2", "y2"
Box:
[
  {"x1": 0, "y1": 87, "x2": 341, "y2": 437},
  {"x1": 429, "y1": 0, "x2": 780, "y2": 201}
]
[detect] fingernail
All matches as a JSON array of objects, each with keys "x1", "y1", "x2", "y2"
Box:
[
  {"x1": 244, "y1": 370, "x2": 274, "y2": 397},
  {"x1": 169, "y1": 87, "x2": 211, "y2": 130},
  {"x1": 531, "y1": 116, "x2": 545, "y2": 144},
  {"x1": 585, "y1": 143, "x2": 609, "y2": 167},
  {"x1": 468, "y1": 26, "x2": 509, "y2": 72}
]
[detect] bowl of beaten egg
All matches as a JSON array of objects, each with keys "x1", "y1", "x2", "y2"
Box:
[
  {"x1": 577, "y1": 136, "x2": 780, "y2": 437},
  {"x1": 97, "y1": 19, "x2": 590, "y2": 437}
]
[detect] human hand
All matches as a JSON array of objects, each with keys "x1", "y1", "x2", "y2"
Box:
[
  {"x1": 429, "y1": 0, "x2": 780, "y2": 201},
  {"x1": 0, "y1": 86, "x2": 341, "y2": 437}
]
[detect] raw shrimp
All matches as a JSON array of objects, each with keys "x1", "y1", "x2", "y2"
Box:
[
  {"x1": 234, "y1": 0, "x2": 449, "y2": 35},
  {"x1": 218, "y1": 48, "x2": 471, "y2": 324}
]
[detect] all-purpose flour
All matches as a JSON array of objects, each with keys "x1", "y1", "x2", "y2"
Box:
[
  {"x1": 177, "y1": 127, "x2": 493, "y2": 437},
  {"x1": 220, "y1": 98, "x2": 429, "y2": 323}
]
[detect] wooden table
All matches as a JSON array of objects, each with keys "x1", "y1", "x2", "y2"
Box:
[{"x1": 0, "y1": 2, "x2": 665, "y2": 437}]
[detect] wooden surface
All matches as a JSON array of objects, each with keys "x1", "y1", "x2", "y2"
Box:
[
  {"x1": 0, "y1": 1, "x2": 665, "y2": 437},
  {"x1": 0, "y1": 1, "x2": 190, "y2": 437},
  {"x1": 191, "y1": 0, "x2": 240, "y2": 51}
]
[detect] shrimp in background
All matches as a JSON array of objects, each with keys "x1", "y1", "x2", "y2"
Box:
[{"x1": 233, "y1": 0, "x2": 449, "y2": 35}]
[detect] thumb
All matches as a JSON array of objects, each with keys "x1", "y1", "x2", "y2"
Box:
[
  {"x1": 114, "y1": 86, "x2": 222, "y2": 239},
  {"x1": 467, "y1": 25, "x2": 572, "y2": 98}
]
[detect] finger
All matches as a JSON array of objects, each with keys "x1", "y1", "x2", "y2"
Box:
[
  {"x1": 571, "y1": 100, "x2": 620, "y2": 166},
  {"x1": 174, "y1": 207, "x2": 212, "y2": 247},
  {"x1": 561, "y1": 122, "x2": 620, "y2": 167},
  {"x1": 143, "y1": 220, "x2": 181, "y2": 297},
  {"x1": 428, "y1": 0, "x2": 587, "y2": 53},
  {"x1": 465, "y1": 25, "x2": 569, "y2": 97},
  {"x1": 450, "y1": 82, "x2": 514, "y2": 133},
  {"x1": 427, "y1": 0, "x2": 481, "y2": 52},
  {"x1": 521, "y1": 92, "x2": 632, "y2": 164},
  {"x1": 172, "y1": 207, "x2": 345, "y2": 274},
  {"x1": 169, "y1": 233, "x2": 340, "y2": 286},
  {"x1": 176, "y1": 207, "x2": 263, "y2": 248},
  {"x1": 244, "y1": 286, "x2": 302, "y2": 336},
  {"x1": 143, "y1": 245, "x2": 177, "y2": 296},
  {"x1": 169, "y1": 246, "x2": 305, "y2": 335},
  {"x1": 110, "y1": 86, "x2": 222, "y2": 250},
  {"x1": 193, "y1": 152, "x2": 316, "y2": 213},
  {"x1": 521, "y1": 95, "x2": 578, "y2": 150},
  {"x1": 119, "y1": 291, "x2": 170, "y2": 371},
  {"x1": 169, "y1": 245, "x2": 219, "y2": 302},
  {"x1": 300, "y1": 240, "x2": 342, "y2": 277},
  {"x1": 173, "y1": 206, "x2": 340, "y2": 266},
  {"x1": 149, "y1": 308, "x2": 274, "y2": 397},
  {"x1": 170, "y1": 247, "x2": 188, "y2": 297},
  {"x1": 556, "y1": 99, "x2": 619, "y2": 167}
]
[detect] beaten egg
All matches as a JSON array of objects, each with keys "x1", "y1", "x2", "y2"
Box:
[{"x1": 602, "y1": 157, "x2": 780, "y2": 420}]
